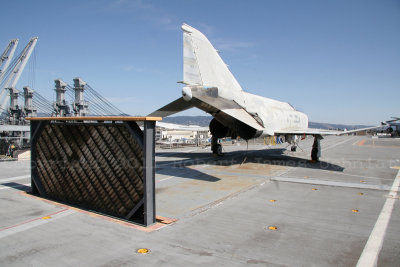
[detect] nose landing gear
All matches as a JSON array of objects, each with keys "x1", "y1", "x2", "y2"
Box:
[{"x1": 211, "y1": 137, "x2": 223, "y2": 156}]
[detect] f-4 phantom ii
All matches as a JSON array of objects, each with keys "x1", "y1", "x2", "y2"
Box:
[{"x1": 150, "y1": 24, "x2": 377, "y2": 161}]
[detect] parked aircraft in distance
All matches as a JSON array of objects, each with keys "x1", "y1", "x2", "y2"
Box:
[
  {"x1": 150, "y1": 24, "x2": 377, "y2": 161},
  {"x1": 381, "y1": 117, "x2": 400, "y2": 136}
]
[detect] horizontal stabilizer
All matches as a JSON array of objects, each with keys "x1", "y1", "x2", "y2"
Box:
[{"x1": 148, "y1": 97, "x2": 193, "y2": 118}]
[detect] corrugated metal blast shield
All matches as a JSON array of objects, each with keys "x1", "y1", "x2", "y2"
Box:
[{"x1": 29, "y1": 118, "x2": 158, "y2": 226}]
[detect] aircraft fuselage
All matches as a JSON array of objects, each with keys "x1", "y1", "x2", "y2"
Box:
[{"x1": 183, "y1": 85, "x2": 308, "y2": 139}]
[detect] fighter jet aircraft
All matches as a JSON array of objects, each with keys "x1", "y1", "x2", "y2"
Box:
[
  {"x1": 150, "y1": 24, "x2": 376, "y2": 161},
  {"x1": 381, "y1": 117, "x2": 400, "y2": 136}
]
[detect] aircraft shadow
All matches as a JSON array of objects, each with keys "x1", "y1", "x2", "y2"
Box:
[
  {"x1": 1, "y1": 182, "x2": 31, "y2": 192},
  {"x1": 156, "y1": 148, "x2": 344, "y2": 180},
  {"x1": 156, "y1": 165, "x2": 221, "y2": 182}
]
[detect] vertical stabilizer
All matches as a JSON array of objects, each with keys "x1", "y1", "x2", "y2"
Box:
[
  {"x1": 183, "y1": 29, "x2": 202, "y2": 85},
  {"x1": 182, "y1": 24, "x2": 243, "y2": 92}
]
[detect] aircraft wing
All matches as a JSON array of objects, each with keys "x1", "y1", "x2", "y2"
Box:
[
  {"x1": 275, "y1": 126, "x2": 382, "y2": 136},
  {"x1": 275, "y1": 128, "x2": 339, "y2": 136},
  {"x1": 336, "y1": 126, "x2": 383, "y2": 135}
]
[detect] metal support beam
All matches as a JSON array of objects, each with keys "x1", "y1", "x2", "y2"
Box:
[
  {"x1": 30, "y1": 120, "x2": 48, "y2": 196},
  {"x1": 143, "y1": 121, "x2": 156, "y2": 226},
  {"x1": 125, "y1": 198, "x2": 144, "y2": 220}
]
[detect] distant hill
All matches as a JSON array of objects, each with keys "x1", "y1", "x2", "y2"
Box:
[
  {"x1": 308, "y1": 122, "x2": 372, "y2": 130},
  {"x1": 163, "y1": 115, "x2": 372, "y2": 130},
  {"x1": 163, "y1": 116, "x2": 213, "y2": 127}
]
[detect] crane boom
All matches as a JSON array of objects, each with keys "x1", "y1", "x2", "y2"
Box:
[
  {"x1": 3, "y1": 37, "x2": 38, "y2": 89},
  {"x1": 0, "y1": 37, "x2": 38, "y2": 112},
  {"x1": 0, "y1": 39, "x2": 19, "y2": 83}
]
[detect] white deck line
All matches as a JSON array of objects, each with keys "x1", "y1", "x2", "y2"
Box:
[
  {"x1": 271, "y1": 177, "x2": 391, "y2": 191},
  {"x1": 0, "y1": 209, "x2": 75, "y2": 239},
  {"x1": 0, "y1": 174, "x2": 30, "y2": 183},
  {"x1": 356, "y1": 169, "x2": 400, "y2": 267}
]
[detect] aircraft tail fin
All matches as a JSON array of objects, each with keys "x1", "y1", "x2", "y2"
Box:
[{"x1": 182, "y1": 24, "x2": 243, "y2": 92}]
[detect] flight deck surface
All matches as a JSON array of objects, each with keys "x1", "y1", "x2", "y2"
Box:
[{"x1": 0, "y1": 136, "x2": 399, "y2": 266}]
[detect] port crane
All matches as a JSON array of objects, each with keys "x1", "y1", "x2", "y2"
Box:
[
  {"x1": 0, "y1": 37, "x2": 38, "y2": 112},
  {"x1": 0, "y1": 39, "x2": 19, "y2": 81}
]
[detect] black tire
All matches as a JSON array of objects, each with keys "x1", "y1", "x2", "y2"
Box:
[
  {"x1": 311, "y1": 148, "x2": 319, "y2": 161},
  {"x1": 217, "y1": 144, "x2": 222, "y2": 155}
]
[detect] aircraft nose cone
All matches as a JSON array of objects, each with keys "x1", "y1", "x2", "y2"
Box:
[{"x1": 182, "y1": 87, "x2": 192, "y2": 101}]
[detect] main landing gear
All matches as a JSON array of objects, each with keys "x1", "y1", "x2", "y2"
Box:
[
  {"x1": 211, "y1": 137, "x2": 223, "y2": 156},
  {"x1": 311, "y1": 135, "x2": 323, "y2": 162}
]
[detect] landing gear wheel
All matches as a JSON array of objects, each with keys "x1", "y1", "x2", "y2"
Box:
[
  {"x1": 211, "y1": 136, "x2": 223, "y2": 156},
  {"x1": 212, "y1": 144, "x2": 223, "y2": 156},
  {"x1": 310, "y1": 135, "x2": 322, "y2": 162},
  {"x1": 217, "y1": 144, "x2": 222, "y2": 155},
  {"x1": 291, "y1": 145, "x2": 297, "y2": 152},
  {"x1": 311, "y1": 148, "x2": 319, "y2": 162}
]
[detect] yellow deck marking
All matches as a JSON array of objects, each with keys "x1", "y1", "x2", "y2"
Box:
[{"x1": 137, "y1": 248, "x2": 150, "y2": 254}]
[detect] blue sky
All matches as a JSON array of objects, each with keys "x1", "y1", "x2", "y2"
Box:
[{"x1": 2, "y1": 0, "x2": 399, "y2": 125}]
